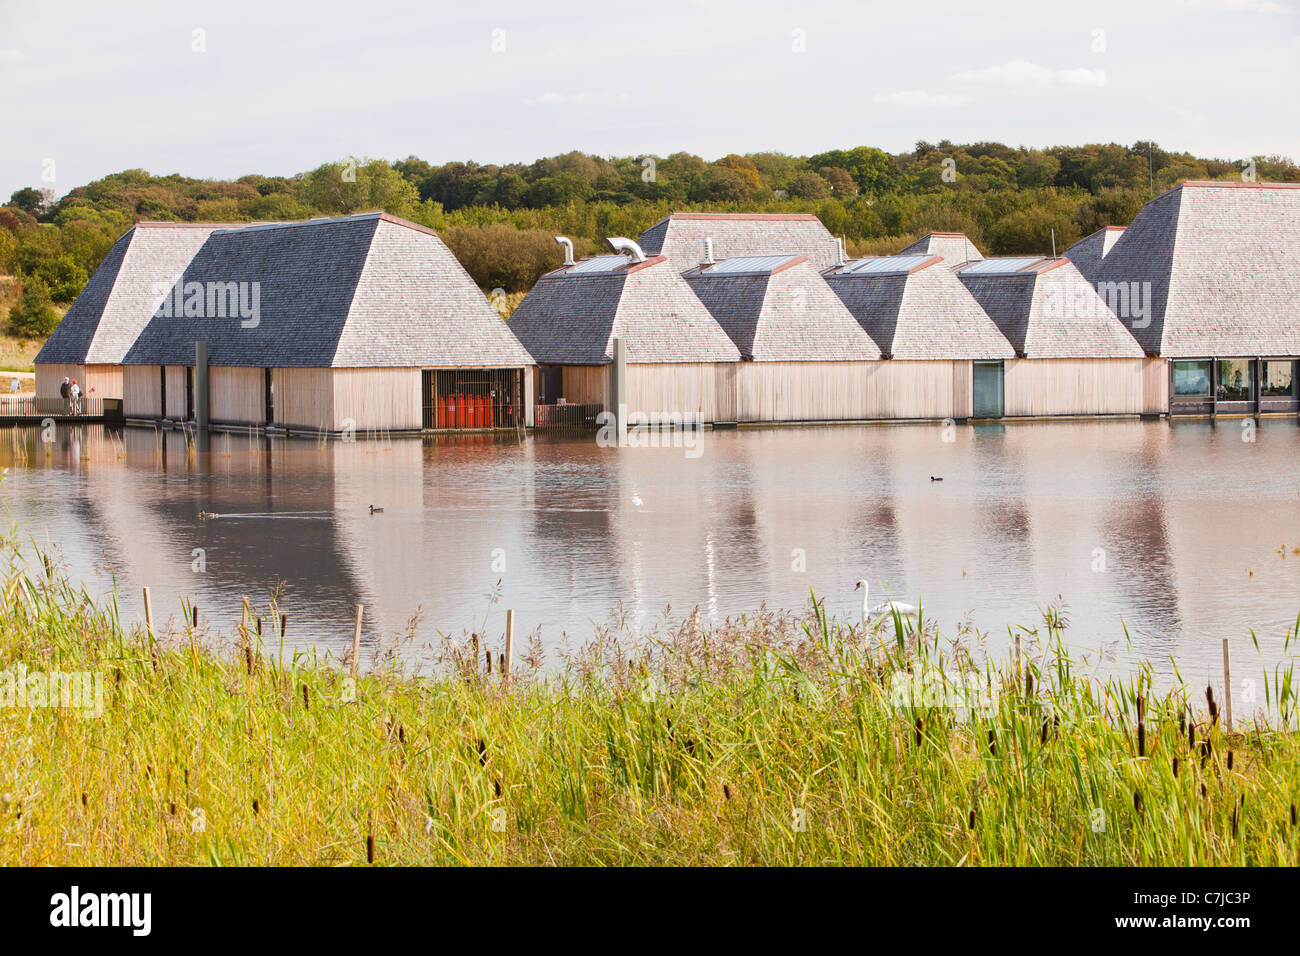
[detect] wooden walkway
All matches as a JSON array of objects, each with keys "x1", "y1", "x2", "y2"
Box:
[{"x1": 0, "y1": 396, "x2": 114, "y2": 425}]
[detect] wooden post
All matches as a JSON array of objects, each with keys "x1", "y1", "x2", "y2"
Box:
[
  {"x1": 1222, "y1": 638, "x2": 1233, "y2": 733},
  {"x1": 143, "y1": 587, "x2": 154, "y2": 640},
  {"x1": 503, "y1": 609, "x2": 515, "y2": 683},
  {"x1": 351, "y1": 604, "x2": 364, "y2": 677}
]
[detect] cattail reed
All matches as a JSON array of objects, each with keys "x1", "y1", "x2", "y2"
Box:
[
  {"x1": 1137, "y1": 695, "x2": 1145, "y2": 758},
  {"x1": 9, "y1": 548, "x2": 1300, "y2": 867},
  {"x1": 1207, "y1": 685, "x2": 1218, "y2": 725}
]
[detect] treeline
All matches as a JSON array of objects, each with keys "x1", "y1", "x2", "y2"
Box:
[{"x1": 3, "y1": 141, "x2": 1297, "y2": 334}]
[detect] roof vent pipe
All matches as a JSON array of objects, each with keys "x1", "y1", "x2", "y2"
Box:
[
  {"x1": 606, "y1": 237, "x2": 646, "y2": 263},
  {"x1": 554, "y1": 236, "x2": 575, "y2": 266},
  {"x1": 700, "y1": 237, "x2": 715, "y2": 265},
  {"x1": 835, "y1": 236, "x2": 845, "y2": 267}
]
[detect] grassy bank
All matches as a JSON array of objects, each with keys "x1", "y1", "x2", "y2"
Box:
[{"x1": 1, "y1": 545, "x2": 1298, "y2": 866}]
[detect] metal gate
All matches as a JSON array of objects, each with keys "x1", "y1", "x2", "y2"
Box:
[{"x1": 424, "y1": 369, "x2": 523, "y2": 429}]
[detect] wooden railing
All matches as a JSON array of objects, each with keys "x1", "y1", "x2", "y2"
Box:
[{"x1": 0, "y1": 395, "x2": 107, "y2": 418}]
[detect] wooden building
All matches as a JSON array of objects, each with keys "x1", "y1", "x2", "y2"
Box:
[
  {"x1": 1063, "y1": 226, "x2": 1126, "y2": 284},
  {"x1": 682, "y1": 253, "x2": 882, "y2": 421},
  {"x1": 1089, "y1": 181, "x2": 1300, "y2": 416},
  {"x1": 120, "y1": 213, "x2": 536, "y2": 432},
  {"x1": 824, "y1": 255, "x2": 1015, "y2": 419},
  {"x1": 638, "y1": 213, "x2": 842, "y2": 273},
  {"x1": 34, "y1": 223, "x2": 228, "y2": 403},
  {"x1": 956, "y1": 257, "x2": 1157, "y2": 417},
  {"x1": 506, "y1": 239, "x2": 741, "y2": 423},
  {"x1": 897, "y1": 231, "x2": 985, "y2": 263}
]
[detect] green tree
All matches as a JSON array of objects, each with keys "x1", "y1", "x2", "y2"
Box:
[
  {"x1": 8, "y1": 275, "x2": 60, "y2": 336},
  {"x1": 788, "y1": 171, "x2": 830, "y2": 199},
  {"x1": 296, "y1": 159, "x2": 421, "y2": 216},
  {"x1": 9, "y1": 187, "x2": 45, "y2": 216}
]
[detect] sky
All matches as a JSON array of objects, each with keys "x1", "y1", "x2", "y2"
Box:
[{"x1": 1, "y1": 0, "x2": 1298, "y2": 199}]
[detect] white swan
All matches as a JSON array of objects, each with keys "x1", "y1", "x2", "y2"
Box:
[{"x1": 855, "y1": 579, "x2": 918, "y2": 627}]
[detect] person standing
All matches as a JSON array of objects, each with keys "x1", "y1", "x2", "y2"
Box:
[
  {"x1": 60, "y1": 376, "x2": 70, "y2": 412},
  {"x1": 69, "y1": 379, "x2": 81, "y2": 416}
]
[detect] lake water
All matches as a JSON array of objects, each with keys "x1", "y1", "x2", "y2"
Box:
[{"x1": 2, "y1": 419, "x2": 1298, "y2": 684}]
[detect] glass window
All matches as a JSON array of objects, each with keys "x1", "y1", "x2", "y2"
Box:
[
  {"x1": 1261, "y1": 360, "x2": 1296, "y2": 398},
  {"x1": 1172, "y1": 361, "x2": 1211, "y2": 397},
  {"x1": 1216, "y1": 359, "x2": 1253, "y2": 401}
]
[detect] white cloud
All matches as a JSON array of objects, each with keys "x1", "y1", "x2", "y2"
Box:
[
  {"x1": 1176, "y1": 0, "x2": 1292, "y2": 13},
  {"x1": 952, "y1": 60, "x2": 1108, "y2": 89},
  {"x1": 524, "y1": 91, "x2": 632, "y2": 106},
  {"x1": 871, "y1": 90, "x2": 971, "y2": 108}
]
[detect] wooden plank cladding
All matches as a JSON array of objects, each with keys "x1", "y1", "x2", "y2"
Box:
[
  {"x1": 618, "y1": 360, "x2": 967, "y2": 424},
  {"x1": 210, "y1": 367, "x2": 266, "y2": 426},
  {"x1": 34, "y1": 363, "x2": 123, "y2": 402},
  {"x1": 1003, "y1": 359, "x2": 1146, "y2": 417}
]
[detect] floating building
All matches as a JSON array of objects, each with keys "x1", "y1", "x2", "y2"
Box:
[
  {"x1": 121, "y1": 213, "x2": 536, "y2": 432},
  {"x1": 33, "y1": 223, "x2": 234, "y2": 403},
  {"x1": 1062, "y1": 226, "x2": 1125, "y2": 283},
  {"x1": 1089, "y1": 181, "x2": 1300, "y2": 415},
  {"x1": 682, "y1": 252, "x2": 881, "y2": 421},
  {"x1": 956, "y1": 257, "x2": 1156, "y2": 417},
  {"x1": 638, "y1": 213, "x2": 842, "y2": 272},
  {"x1": 824, "y1": 254, "x2": 1014, "y2": 418},
  {"x1": 897, "y1": 231, "x2": 985, "y2": 264},
  {"x1": 506, "y1": 238, "x2": 741, "y2": 422}
]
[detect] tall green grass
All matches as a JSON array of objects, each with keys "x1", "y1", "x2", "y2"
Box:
[{"x1": 1, "y1": 540, "x2": 1297, "y2": 866}]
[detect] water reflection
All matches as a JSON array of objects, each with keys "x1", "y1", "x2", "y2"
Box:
[{"x1": 2, "y1": 419, "x2": 1298, "y2": 681}]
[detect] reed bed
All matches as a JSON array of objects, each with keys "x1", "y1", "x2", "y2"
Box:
[{"x1": 1, "y1": 542, "x2": 1298, "y2": 866}]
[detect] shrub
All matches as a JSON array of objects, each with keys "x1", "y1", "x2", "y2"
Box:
[{"x1": 8, "y1": 275, "x2": 60, "y2": 336}]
